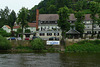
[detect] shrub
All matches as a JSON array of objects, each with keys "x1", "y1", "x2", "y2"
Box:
[
  {"x1": 31, "y1": 38, "x2": 45, "y2": 50},
  {"x1": 0, "y1": 35, "x2": 11, "y2": 50},
  {"x1": 25, "y1": 29, "x2": 31, "y2": 33},
  {"x1": 0, "y1": 28, "x2": 11, "y2": 37},
  {"x1": 65, "y1": 40, "x2": 100, "y2": 53}
]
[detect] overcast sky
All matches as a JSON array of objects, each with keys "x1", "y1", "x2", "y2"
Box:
[{"x1": 0, "y1": 0, "x2": 42, "y2": 13}]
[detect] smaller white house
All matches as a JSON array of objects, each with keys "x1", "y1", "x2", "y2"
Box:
[
  {"x1": 2, "y1": 25, "x2": 11, "y2": 33},
  {"x1": 2, "y1": 25, "x2": 20, "y2": 33},
  {"x1": 2, "y1": 23, "x2": 36, "y2": 33},
  {"x1": 27, "y1": 23, "x2": 36, "y2": 33}
]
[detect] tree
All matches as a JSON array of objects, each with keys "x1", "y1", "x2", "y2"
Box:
[
  {"x1": 17, "y1": 7, "x2": 29, "y2": 40},
  {"x1": 58, "y1": 6, "x2": 70, "y2": 45},
  {"x1": 47, "y1": 5, "x2": 57, "y2": 14},
  {"x1": 25, "y1": 29, "x2": 31, "y2": 33},
  {"x1": 74, "y1": 11, "x2": 85, "y2": 37},
  {"x1": 0, "y1": 7, "x2": 10, "y2": 27},
  {"x1": 0, "y1": 28, "x2": 11, "y2": 37},
  {"x1": 8, "y1": 10, "x2": 16, "y2": 36},
  {"x1": 89, "y1": 1, "x2": 99, "y2": 37}
]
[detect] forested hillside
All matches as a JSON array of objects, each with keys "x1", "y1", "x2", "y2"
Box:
[
  {"x1": 29, "y1": 0, "x2": 100, "y2": 22},
  {"x1": 0, "y1": 0, "x2": 99, "y2": 28}
]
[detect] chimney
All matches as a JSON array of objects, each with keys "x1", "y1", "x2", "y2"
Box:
[{"x1": 36, "y1": 9, "x2": 39, "y2": 30}]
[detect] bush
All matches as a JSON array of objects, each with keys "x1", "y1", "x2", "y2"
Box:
[
  {"x1": 25, "y1": 29, "x2": 31, "y2": 33},
  {"x1": 31, "y1": 38, "x2": 45, "y2": 50},
  {"x1": 0, "y1": 35, "x2": 11, "y2": 50},
  {"x1": 65, "y1": 40, "x2": 100, "y2": 53},
  {"x1": 0, "y1": 28, "x2": 11, "y2": 37}
]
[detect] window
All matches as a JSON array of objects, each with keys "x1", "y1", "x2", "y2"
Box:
[
  {"x1": 87, "y1": 31, "x2": 91, "y2": 34},
  {"x1": 72, "y1": 21, "x2": 75, "y2": 23},
  {"x1": 93, "y1": 25, "x2": 96, "y2": 28},
  {"x1": 94, "y1": 31, "x2": 97, "y2": 34},
  {"x1": 50, "y1": 21, "x2": 55, "y2": 24},
  {"x1": 98, "y1": 31, "x2": 100, "y2": 34},
  {"x1": 47, "y1": 33, "x2": 52, "y2": 36},
  {"x1": 40, "y1": 33, "x2": 45, "y2": 36},
  {"x1": 54, "y1": 33, "x2": 59, "y2": 36},
  {"x1": 99, "y1": 25, "x2": 100, "y2": 28}
]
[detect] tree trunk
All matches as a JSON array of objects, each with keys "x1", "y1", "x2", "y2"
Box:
[
  {"x1": 92, "y1": 20, "x2": 94, "y2": 38},
  {"x1": 11, "y1": 27, "x2": 14, "y2": 36},
  {"x1": 22, "y1": 27, "x2": 24, "y2": 40},
  {"x1": 61, "y1": 30, "x2": 65, "y2": 45}
]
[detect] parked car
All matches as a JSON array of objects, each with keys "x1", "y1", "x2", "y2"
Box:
[
  {"x1": 8, "y1": 37, "x2": 16, "y2": 40},
  {"x1": 25, "y1": 37, "x2": 30, "y2": 40},
  {"x1": 17, "y1": 37, "x2": 22, "y2": 40},
  {"x1": 49, "y1": 37, "x2": 59, "y2": 40}
]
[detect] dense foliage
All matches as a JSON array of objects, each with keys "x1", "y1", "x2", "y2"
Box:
[
  {"x1": 28, "y1": 0, "x2": 100, "y2": 22},
  {"x1": 25, "y1": 29, "x2": 31, "y2": 33},
  {"x1": 65, "y1": 40, "x2": 100, "y2": 52},
  {"x1": 0, "y1": 35, "x2": 11, "y2": 50},
  {"x1": 31, "y1": 38, "x2": 45, "y2": 50},
  {"x1": 74, "y1": 11, "x2": 85, "y2": 37},
  {"x1": 0, "y1": 28, "x2": 11, "y2": 37}
]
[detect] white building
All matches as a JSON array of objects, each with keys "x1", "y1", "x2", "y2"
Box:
[
  {"x1": 2, "y1": 25, "x2": 11, "y2": 33},
  {"x1": 27, "y1": 23, "x2": 36, "y2": 33},
  {"x1": 2, "y1": 25, "x2": 20, "y2": 33},
  {"x1": 36, "y1": 9, "x2": 62, "y2": 40},
  {"x1": 36, "y1": 9, "x2": 100, "y2": 39}
]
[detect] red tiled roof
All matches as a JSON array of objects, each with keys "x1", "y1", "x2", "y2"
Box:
[
  {"x1": 13, "y1": 26, "x2": 20, "y2": 29},
  {"x1": 28, "y1": 23, "x2": 36, "y2": 27},
  {"x1": 5, "y1": 25, "x2": 11, "y2": 29}
]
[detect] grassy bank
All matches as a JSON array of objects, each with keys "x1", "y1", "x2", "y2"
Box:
[
  {"x1": 65, "y1": 40, "x2": 100, "y2": 53},
  {"x1": 0, "y1": 36, "x2": 60, "y2": 53}
]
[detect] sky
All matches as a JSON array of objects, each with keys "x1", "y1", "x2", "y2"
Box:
[{"x1": 0, "y1": 0, "x2": 42, "y2": 13}]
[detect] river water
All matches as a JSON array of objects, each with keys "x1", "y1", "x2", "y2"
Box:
[{"x1": 0, "y1": 52, "x2": 100, "y2": 67}]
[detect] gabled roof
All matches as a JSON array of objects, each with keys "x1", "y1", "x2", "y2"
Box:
[
  {"x1": 28, "y1": 23, "x2": 36, "y2": 27},
  {"x1": 66, "y1": 28, "x2": 80, "y2": 34},
  {"x1": 84, "y1": 14, "x2": 99, "y2": 21},
  {"x1": 5, "y1": 25, "x2": 11, "y2": 29},
  {"x1": 5, "y1": 25, "x2": 20, "y2": 29},
  {"x1": 13, "y1": 26, "x2": 20, "y2": 29},
  {"x1": 69, "y1": 14, "x2": 77, "y2": 21},
  {"x1": 38, "y1": 14, "x2": 99, "y2": 21},
  {"x1": 39, "y1": 14, "x2": 59, "y2": 21}
]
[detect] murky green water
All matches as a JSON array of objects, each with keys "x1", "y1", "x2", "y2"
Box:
[{"x1": 0, "y1": 52, "x2": 100, "y2": 67}]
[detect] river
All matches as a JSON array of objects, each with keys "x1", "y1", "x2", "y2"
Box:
[{"x1": 0, "y1": 52, "x2": 100, "y2": 67}]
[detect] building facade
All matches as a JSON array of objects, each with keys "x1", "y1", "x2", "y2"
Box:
[
  {"x1": 36, "y1": 9, "x2": 62, "y2": 40},
  {"x1": 36, "y1": 9, "x2": 100, "y2": 39}
]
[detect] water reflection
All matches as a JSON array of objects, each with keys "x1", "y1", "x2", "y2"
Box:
[
  {"x1": 0, "y1": 52, "x2": 100, "y2": 67},
  {"x1": 60, "y1": 53, "x2": 100, "y2": 67}
]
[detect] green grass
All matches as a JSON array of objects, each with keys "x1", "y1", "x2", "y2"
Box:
[{"x1": 65, "y1": 40, "x2": 100, "y2": 53}]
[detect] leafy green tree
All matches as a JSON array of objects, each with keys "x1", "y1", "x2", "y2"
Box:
[
  {"x1": 0, "y1": 35, "x2": 11, "y2": 50},
  {"x1": 17, "y1": 28, "x2": 23, "y2": 33},
  {"x1": 25, "y1": 29, "x2": 31, "y2": 33},
  {"x1": 8, "y1": 10, "x2": 16, "y2": 36},
  {"x1": 47, "y1": 5, "x2": 57, "y2": 14},
  {"x1": 74, "y1": 11, "x2": 85, "y2": 37},
  {"x1": 89, "y1": 1, "x2": 99, "y2": 37},
  {"x1": 0, "y1": 28, "x2": 11, "y2": 37},
  {"x1": 31, "y1": 38, "x2": 45, "y2": 50},
  {"x1": 58, "y1": 6, "x2": 70, "y2": 45},
  {"x1": 0, "y1": 7, "x2": 10, "y2": 27},
  {"x1": 17, "y1": 7, "x2": 29, "y2": 39},
  {"x1": 8, "y1": 10, "x2": 16, "y2": 30}
]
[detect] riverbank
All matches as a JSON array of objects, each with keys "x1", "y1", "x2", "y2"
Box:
[{"x1": 65, "y1": 40, "x2": 100, "y2": 53}]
